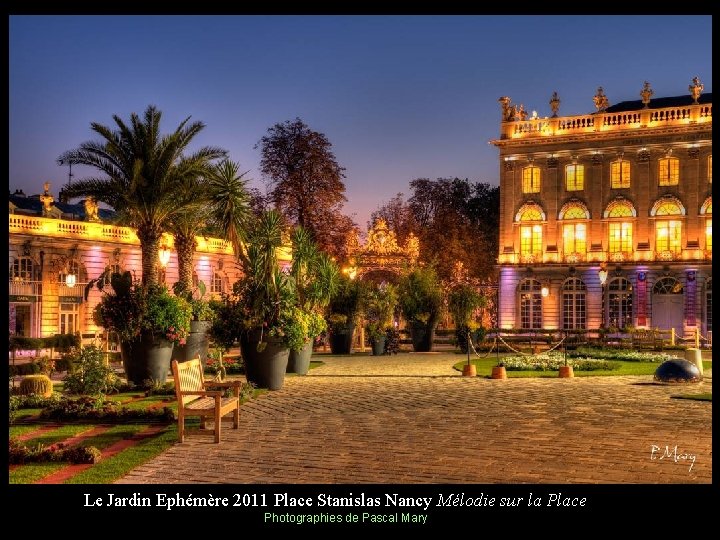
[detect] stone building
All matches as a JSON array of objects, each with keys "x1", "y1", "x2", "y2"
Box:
[{"x1": 491, "y1": 79, "x2": 712, "y2": 339}]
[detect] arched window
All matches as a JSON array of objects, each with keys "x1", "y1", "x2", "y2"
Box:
[
  {"x1": 516, "y1": 203, "x2": 544, "y2": 261},
  {"x1": 610, "y1": 160, "x2": 630, "y2": 189},
  {"x1": 708, "y1": 155, "x2": 712, "y2": 183},
  {"x1": 522, "y1": 166, "x2": 541, "y2": 194},
  {"x1": 518, "y1": 279, "x2": 542, "y2": 330},
  {"x1": 651, "y1": 197, "x2": 684, "y2": 259},
  {"x1": 701, "y1": 197, "x2": 712, "y2": 253},
  {"x1": 658, "y1": 157, "x2": 679, "y2": 186},
  {"x1": 12, "y1": 257, "x2": 35, "y2": 282},
  {"x1": 607, "y1": 277, "x2": 633, "y2": 330},
  {"x1": 562, "y1": 278, "x2": 586, "y2": 330},
  {"x1": 604, "y1": 199, "x2": 635, "y2": 260},
  {"x1": 652, "y1": 277, "x2": 683, "y2": 295},
  {"x1": 211, "y1": 269, "x2": 226, "y2": 295},
  {"x1": 559, "y1": 201, "x2": 589, "y2": 261},
  {"x1": 565, "y1": 164, "x2": 584, "y2": 191}
]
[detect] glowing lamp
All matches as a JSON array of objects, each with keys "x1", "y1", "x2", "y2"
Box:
[
  {"x1": 598, "y1": 266, "x2": 608, "y2": 286},
  {"x1": 158, "y1": 245, "x2": 171, "y2": 268},
  {"x1": 541, "y1": 286, "x2": 549, "y2": 298},
  {"x1": 65, "y1": 273, "x2": 77, "y2": 288}
]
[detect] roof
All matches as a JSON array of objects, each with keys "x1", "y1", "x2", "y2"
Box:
[
  {"x1": 9, "y1": 193, "x2": 116, "y2": 221},
  {"x1": 603, "y1": 92, "x2": 712, "y2": 113}
]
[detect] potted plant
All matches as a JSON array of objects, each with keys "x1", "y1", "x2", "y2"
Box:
[
  {"x1": 327, "y1": 275, "x2": 366, "y2": 354},
  {"x1": 448, "y1": 282, "x2": 484, "y2": 354},
  {"x1": 398, "y1": 266, "x2": 443, "y2": 352},
  {"x1": 172, "y1": 280, "x2": 214, "y2": 367},
  {"x1": 286, "y1": 227, "x2": 338, "y2": 374},
  {"x1": 559, "y1": 331, "x2": 574, "y2": 378},
  {"x1": 89, "y1": 270, "x2": 191, "y2": 385},
  {"x1": 365, "y1": 282, "x2": 397, "y2": 356}
]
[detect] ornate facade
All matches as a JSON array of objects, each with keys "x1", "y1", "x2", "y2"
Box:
[
  {"x1": 8, "y1": 185, "x2": 271, "y2": 341},
  {"x1": 491, "y1": 79, "x2": 712, "y2": 339}
]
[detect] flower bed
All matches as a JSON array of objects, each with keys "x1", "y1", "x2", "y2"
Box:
[
  {"x1": 9, "y1": 438, "x2": 101, "y2": 465},
  {"x1": 502, "y1": 353, "x2": 621, "y2": 372},
  {"x1": 39, "y1": 397, "x2": 175, "y2": 423},
  {"x1": 570, "y1": 347, "x2": 679, "y2": 363}
]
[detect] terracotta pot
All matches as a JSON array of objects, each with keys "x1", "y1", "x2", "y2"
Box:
[
  {"x1": 559, "y1": 365, "x2": 574, "y2": 378},
  {"x1": 462, "y1": 364, "x2": 477, "y2": 377},
  {"x1": 491, "y1": 366, "x2": 507, "y2": 380}
]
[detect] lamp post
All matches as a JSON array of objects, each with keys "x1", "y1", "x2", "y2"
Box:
[
  {"x1": 158, "y1": 245, "x2": 171, "y2": 268},
  {"x1": 598, "y1": 264, "x2": 608, "y2": 333}
]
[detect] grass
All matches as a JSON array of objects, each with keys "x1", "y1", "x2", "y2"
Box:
[
  {"x1": 452, "y1": 357, "x2": 712, "y2": 377},
  {"x1": 672, "y1": 392, "x2": 712, "y2": 402}
]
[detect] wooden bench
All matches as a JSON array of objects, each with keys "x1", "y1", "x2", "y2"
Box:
[{"x1": 171, "y1": 358, "x2": 241, "y2": 443}]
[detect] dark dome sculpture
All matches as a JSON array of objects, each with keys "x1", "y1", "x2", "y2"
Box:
[{"x1": 654, "y1": 359, "x2": 702, "y2": 383}]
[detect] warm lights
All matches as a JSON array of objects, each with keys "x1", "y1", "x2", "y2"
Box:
[
  {"x1": 598, "y1": 265, "x2": 608, "y2": 286},
  {"x1": 64, "y1": 273, "x2": 76, "y2": 287},
  {"x1": 541, "y1": 286, "x2": 549, "y2": 297},
  {"x1": 158, "y1": 245, "x2": 171, "y2": 267}
]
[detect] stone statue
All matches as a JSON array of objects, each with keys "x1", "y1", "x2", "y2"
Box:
[
  {"x1": 593, "y1": 87, "x2": 609, "y2": 112},
  {"x1": 39, "y1": 182, "x2": 54, "y2": 217},
  {"x1": 517, "y1": 104, "x2": 528, "y2": 121},
  {"x1": 84, "y1": 197, "x2": 100, "y2": 222},
  {"x1": 689, "y1": 76, "x2": 704, "y2": 104},
  {"x1": 640, "y1": 81, "x2": 654, "y2": 108},
  {"x1": 498, "y1": 96, "x2": 512, "y2": 121},
  {"x1": 549, "y1": 91, "x2": 560, "y2": 117}
]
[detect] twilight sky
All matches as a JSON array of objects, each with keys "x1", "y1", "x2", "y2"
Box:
[{"x1": 9, "y1": 15, "x2": 712, "y2": 229}]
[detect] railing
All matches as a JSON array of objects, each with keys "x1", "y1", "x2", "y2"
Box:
[
  {"x1": 9, "y1": 280, "x2": 42, "y2": 297},
  {"x1": 58, "y1": 283, "x2": 87, "y2": 297},
  {"x1": 502, "y1": 102, "x2": 711, "y2": 139}
]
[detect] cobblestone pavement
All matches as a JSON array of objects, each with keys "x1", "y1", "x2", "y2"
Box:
[{"x1": 118, "y1": 354, "x2": 712, "y2": 484}]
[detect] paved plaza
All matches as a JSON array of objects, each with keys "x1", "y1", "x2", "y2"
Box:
[{"x1": 118, "y1": 354, "x2": 712, "y2": 484}]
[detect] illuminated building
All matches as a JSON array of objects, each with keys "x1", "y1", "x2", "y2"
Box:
[{"x1": 491, "y1": 79, "x2": 711, "y2": 338}]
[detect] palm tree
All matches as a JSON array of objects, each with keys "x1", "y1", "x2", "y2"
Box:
[
  {"x1": 58, "y1": 105, "x2": 226, "y2": 286},
  {"x1": 169, "y1": 160, "x2": 252, "y2": 294}
]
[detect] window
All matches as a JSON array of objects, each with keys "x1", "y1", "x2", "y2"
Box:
[
  {"x1": 609, "y1": 222, "x2": 633, "y2": 255},
  {"x1": 655, "y1": 220, "x2": 682, "y2": 255},
  {"x1": 707, "y1": 279, "x2": 713, "y2": 332},
  {"x1": 605, "y1": 199, "x2": 635, "y2": 218},
  {"x1": 59, "y1": 303, "x2": 79, "y2": 335},
  {"x1": 12, "y1": 257, "x2": 34, "y2": 281},
  {"x1": 610, "y1": 160, "x2": 630, "y2": 189},
  {"x1": 522, "y1": 166, "x2": 541, "y2": 194},
  {"x1": 563, "y1": 278, "x2": 586, "y2": 330},
  {"x1": 211, "y1": 270, "x2": 225, "y2": 294},
  {"x1": 563, "y1": 223, "x2": 587, "y2": 256},
  {"x1": 658, "y1": 157, "x2": 679, "y2": 186},
  {"x1": 700, "y1": 196, "x2": 712, "y2": 252},
  {"x1": 519, "y1": 279, "x2": 542, "y2": 330},
  {"x1": 565, "y1": 164, "x2": 584, "y2": 191},
  {"x1": 652, "y1": 277, "x2": 683, "y2": 295},
  {"x1": 608, "y1": 278, "x2": 633, "y2": 330},
  {"x1": 59, "y1": 260, "x2": 80, "y2": 285},
  {"x1": 520, "y1": 225, "x2": 542, "y2": 258},
  {"x1": 709, "y1": 155, "x2": 713, "y2": 183}
]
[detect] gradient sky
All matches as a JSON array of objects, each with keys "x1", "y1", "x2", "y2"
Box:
[{"x1": 9, "y1": 15, "x2": 712, "y2": 229}]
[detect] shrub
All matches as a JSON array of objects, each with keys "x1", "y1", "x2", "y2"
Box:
[
  {"x1": 143, "y1": 381, "x2": 176, "y2": 397},
  {"x1": 9, "y1": 363, "x2": 42, "y2": 377},
  {"x1": 10, "y1": 393, "x2": 62, "y2": 410},
  {"x1": 19, "y1": 375, "x2": 54, "y2": 397},
  {"x1": 62, "y1": 345, "x2": 120, "y2": 396},
  {"x1": 384, "y1": 327, "x2": 401, "y2": 355},
  {"x1": 9, "y1": 438, "x2": 102, "y2": 465},
  {"x1": 397, "y1": 266, "x2": 443, "y2": 327},
  {"x1": 40, "y1": 396, "x2": 176, "y2": 422}
]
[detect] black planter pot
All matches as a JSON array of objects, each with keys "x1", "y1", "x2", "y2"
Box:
[
  {"x1": 410, "y1": 322, "x2": 437, "y2": 352},
  {"x1": 121, "y1": 332, "x2": 174, "y2": 386},
  {"x1": 173, "y1": 320, "x2": 210, "y2": 368},
  {"x1": 240, "y1": 329, "x2": 289, "y2": 391},
  {"x1": 329, "y1": 323, "x2": 355, "y2": 354},
  {"x1": 287, "y1": 341, "x2": 313, "y2": 375},
  {"x1": 371, "y1": 335, "x2": 386, "y2": 356}
]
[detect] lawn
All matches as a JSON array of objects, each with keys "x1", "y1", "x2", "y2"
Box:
[
  {"x1": 452, "y1": 357, "x2": 712, "y2": 378},
  {"x1": 672, "y1": 392, "x2": 712, "y2": 402}
]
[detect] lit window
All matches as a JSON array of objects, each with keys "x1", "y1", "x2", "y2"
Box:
[
  {"x1": 609, "y1": 222, "x2": 633, "y2": 255},
  {"x1": 655, "y1": 220, "x2": 682, "y2": 255},
  {"x1": 707, "y1": 219, "x2": 712, "y2": 252},
  {"x1": 59, "y1": 303, "x2": 79, "y2": 335},
  {"x1": 520, "y1": 224, "x2": 542, "y2": 257},
  {"x1": 658, "y1": 157, "x2": 679, "y2": 186},
  {"x1": 563, "y1": 278, "x2": 586, "y2": 330},
  {"x1": 560, "y1": 202, "x2": 590, "y2": 220},
  {"x1": 12, "y1": 257, "x2": 34, "y2": 281},
  {"x1": 610, "y1": 160, "x2": 630, "y2": 189},
  {"x1": 517, "y1": 205, "x2": 544, "y2": 221},
  {"x1": 522, "y1": 166, "x2": 541, "y2": 193},
  {"x1": 565, "y1": 164, "x2": 584, "y2": 191},
  {"x1": 709, "y1": 155, "x2": 713, "y2": 183},
  {"x1": 211, "y1": 270, "x2": 225, "y2": 294},
  {"x1": 518, "y1": 279, "x2": 542, "y2": 330},
  {"x1": 707, "y1": 279, "x2": 713, "y2": 332},
  {"x1": 605, "y1": 200, "x2": 635, "y2": 218},
  {"x1": 563, "y1": 223, "x2": 586, "y2": 256}
]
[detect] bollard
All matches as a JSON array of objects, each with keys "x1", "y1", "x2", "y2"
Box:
[
  {"x1": 684, "y1": 348, "x2": 703, "y2": 376},
  {"x1": 695, "y1": 328, "x2": 700, "y2": 349},
  {"x1": 670, "y1": 327, "x2": 675, "y2": 346}
]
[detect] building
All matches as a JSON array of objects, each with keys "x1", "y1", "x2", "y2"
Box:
[
  {"x1": 491, "y1": 79, "x2": 712, "y2": 340},
  {"x1": 9, "y1": 183, "x2": 245, "y2": 341}
]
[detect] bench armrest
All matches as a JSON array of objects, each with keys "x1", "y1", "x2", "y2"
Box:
[
  {"x1": 179, "y1": 390, "x2": 223, "y2": 397},
  {"x1": 203, "y1": 381, "x2": 242, "y2": 388}
]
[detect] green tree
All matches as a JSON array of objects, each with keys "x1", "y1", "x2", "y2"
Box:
[
  {"x1": 256, "y1": 117, "x2": 356, "y2": 260},
  {"x1": 58, "y1": 105, "x2": 225, "y2": 286}
]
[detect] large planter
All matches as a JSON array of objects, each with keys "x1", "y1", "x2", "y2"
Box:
[
  {"x1": 240, "y1": 329, "x2": 289, "y2": 391},
  {"x1": 121, "y1": 332, "x2": 174, "y2": 386},
  {"x1": 329, "y1": 323, "x2": 355, "y2": 354},
  {"x1": 287, "y1": 341, "x2": 313, "y2": 375},
  {"x1": 410, "y1": 321, "x2": 437, "y2": 352},
  {"x1": 173, "y1": 320, "x2": 210, "y2": 368},
  {"x1": 370, "y1": 335, "x2": 386, "y2": 356}
]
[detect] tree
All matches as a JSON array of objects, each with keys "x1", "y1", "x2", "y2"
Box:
[
  {"x1": 59, "y1": 105, "x2": 225, "y2": 286},
  {"x1": 369, "y1": 192, "x2": 417, "y2": 245},
  {"x1": 169, "y1": 159, "x2": 253, "y2": 294},
  {"x1": 256, "y1": 117, "x2": 356, "y2": 259}
]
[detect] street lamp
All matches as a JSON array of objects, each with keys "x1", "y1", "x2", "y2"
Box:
[
  {"x1": 598, "y1": 264, "x2": 608, "y2": 331},
  {"x1": 65, "y1": 272, "x2": 77, "y2": 288},
  {"x1": 158, "y1": 245, "x2": 171, "y2": 268},
  {"x1": 541, "y1": 285, "x2": 549, "y2": 297}
]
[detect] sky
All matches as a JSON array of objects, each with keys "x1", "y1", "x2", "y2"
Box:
[{"x1": 9, "y1": 15, "x2": 712, "y2": 229}]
